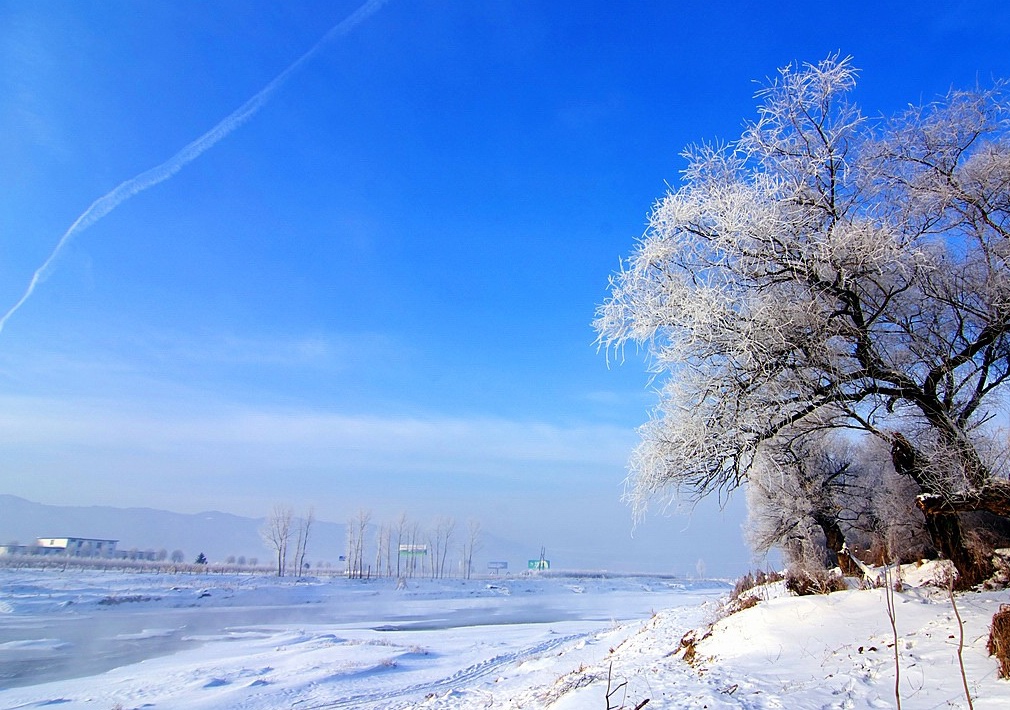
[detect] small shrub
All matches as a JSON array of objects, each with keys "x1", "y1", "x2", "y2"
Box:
[
  {"x1": 754, "y1": 569, "x2": 783, "y2": 586},
  {"x1": 730, "y1": 572, "x2": 755, "y2": 601},
  {"x1": 98, "y1": 595, "x2": 158, "y2": 605},
  {"x1": 987, "y1": 603, "x2": 1010, "y2": 679},
  {"x1": 723, "y1": 590, "x2": 762, "y2": 616},
  {"x1": 785, "y1": 568, "x2": 847, "y2": 596},
  {"x1": 733, "y1": 594, "x2": 760, "y2": 612},
  {"x1": 730, "y1": 569, "x2": 783, "y2": 601},
  {"x1": 678, "y1": 627, "x2": 711, "y2": 665},
  {"x1": 724, "y1": 569, "x2": 785, "y2": 615},
  {"x1": 604, "y1": 661, "x2": 650, "y2": 709}
]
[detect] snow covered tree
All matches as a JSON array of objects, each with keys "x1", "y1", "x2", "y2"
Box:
[
  {"x1": 461, "y1": 519, "x2": 482, "y2": 580},
  {"x1": 596, "y1": 56, "x2": 1010, "y2": 586},
  {"x1": 405, "y1": 519, "x2": 424, "y2": 578},
  {"x1": 427, "y1": 516, "x2": 455, "y2": 579},
  {"x1": 393, "y1": 512, "x2": 410, "y2": 578},
  {"x1": 260, "y1": 504, "x2": 293, "y2": 577},
  {"x1": 374, "y1": 522, "x2": 390, "y2": 577},
  {"x1": 855, "y1": 441, "x2": 937, "y2": 564},
  {"x1": 291, "y1": 507, "x2": 314, "y2": 578},
  {"x1": 346, "y1": 509, "x2": 371, "y2": 579},
  {"x1": 746, "y1": 432, "x2": 861, "y2": 570}
]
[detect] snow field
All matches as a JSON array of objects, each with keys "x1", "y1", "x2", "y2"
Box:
[
  {"x1": 2, "y1": 565, "x2": 1009, "y2": 708},
  {"x1": 0, "y1": 570, "x2": 721, "y2": 709}
]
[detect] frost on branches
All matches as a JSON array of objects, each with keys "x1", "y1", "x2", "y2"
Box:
[{"x1": 596, "y1": 56, "x2": 1010, "y2": 586}]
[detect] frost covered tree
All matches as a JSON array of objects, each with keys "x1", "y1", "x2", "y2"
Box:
[
  {"x1": 346, "y1": 509, "x2": 371, "y2": 579},
  {"x1": 461, "y1": 519, "x2": 482, "y2": 580},
  {"x1": 374, "y1": 522, "x2": 391, "y2": 577},
  {"x1": 260, "y1": 504, "x2": 293, "y2": 577},
  {"x1": 291, "y1": 507, "x2": 314, "y2": 578},
  {"x1": 406, "y1": 519, "x2": 424, "y2": 578},
  {"x1": 427, "y1": 516, "x2": 455, "y2": 579},
  {"x1": 596, "y1": 57, "x2": 1010, "y2": 586},
  {"x1": 853, "y1": 440, "x2": 936, "y2": 564},
  {"x1": 393, "y1": 512, "x2": 410, "y2": 578},
  {"x1": 746, "y1": 432, "x2": 862, "y2": 570},
  {"x1": 747, "y1": 433, "x2": 930, "y2": 569}
]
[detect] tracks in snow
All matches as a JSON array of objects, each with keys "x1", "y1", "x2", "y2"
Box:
[{"x1": 294, "y1": 631, "x2": 588, "y2": 708}]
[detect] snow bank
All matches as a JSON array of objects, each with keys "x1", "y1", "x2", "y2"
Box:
[
  {"x1": 1, "y1": 566, "x2": 1007, "y2": 708},
  {"x1": 552, "y1": 562, "x2": 1010, "y2": 709}
]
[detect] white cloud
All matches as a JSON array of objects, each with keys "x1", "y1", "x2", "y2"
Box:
[
  {"x1": 133, "y1": 329, "x2": 403, "y2": 369},
  {"x1": 0, "y1": 394, "x2": 636, "y2": 478},
  {"x1": 0, "y1": 395, "x2": 751, "y2": 577}
]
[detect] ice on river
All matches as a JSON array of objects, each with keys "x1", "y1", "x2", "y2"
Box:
[
  {"x1": 0, "y1": 570, "x2": 724, "y2": 709},
  {"x1": 6, "y1": 565, "x2": 1005, "y2": 709}
]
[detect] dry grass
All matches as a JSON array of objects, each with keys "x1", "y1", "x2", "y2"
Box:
[
  {"x1": 987, "y1": 603, "x2": 1010, "y2": 679},
  {"x1": 785, "y1": 568, "x2": 847, "y2": 596},
  {"x1": 678, "y1": 626, "x2": 712, "y2": 666},
  {"x1": 722, "y1": 569, "x2": 784, "y2": 615},
  {"x1": 730, "y1": 570, "x2": 783, "y2": 600}
]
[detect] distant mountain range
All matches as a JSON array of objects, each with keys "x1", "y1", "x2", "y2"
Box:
[{"x1": 0, "y1": 495, "x2": 529, "y2": 571}]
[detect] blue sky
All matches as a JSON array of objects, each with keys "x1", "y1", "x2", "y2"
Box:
[{"x1": 1, "y1": 1, "x2": 1008, "y2": 575}]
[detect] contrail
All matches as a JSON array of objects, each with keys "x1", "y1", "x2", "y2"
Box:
[{"x1": 0, "y1": 0, "x2": 391, "y2": 335}]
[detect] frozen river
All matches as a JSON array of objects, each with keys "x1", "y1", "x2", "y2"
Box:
[{"x1": 0, "y1": 570, "x2": 727, "y2": 708}]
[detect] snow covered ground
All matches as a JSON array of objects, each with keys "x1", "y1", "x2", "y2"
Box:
[
  {"x1": 0, "y1": 569, "x2": 722, "y2": 709},
  {"x1": 0, "y1": 565, "x2": 1008, "y2": 709}
]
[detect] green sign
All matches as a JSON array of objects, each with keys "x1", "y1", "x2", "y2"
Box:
[{"x1": 528, "y1": 559, "x2": 550, "y2": 570}]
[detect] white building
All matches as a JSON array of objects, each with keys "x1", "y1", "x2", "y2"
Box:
[{"x1": 35, "y1": 537, "x2": 119, "y2": 558}]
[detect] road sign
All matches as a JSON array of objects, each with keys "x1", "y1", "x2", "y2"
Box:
[
  {"x1": 487, "y1": 561, "x2": 508, "y2": 570},
  {"x1": 528, "y1": 559, "x2": 550, "y2": 570},
  {"x1": 398, "y1": 544, "x2": 428, "y2": 556}
]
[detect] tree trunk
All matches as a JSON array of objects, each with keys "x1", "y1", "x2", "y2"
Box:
[
  {"x1": 891, "y1": 433, "x2": 996, "y2": 588},
  {"x1": 916, "y1": 502, "x2": 993, "y2": 589},
  {"x1": 814, "y1": 513, "x2": 854, "y2": 575}
]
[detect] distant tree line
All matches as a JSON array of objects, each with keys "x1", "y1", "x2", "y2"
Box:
[
  {"x1": 259, "y1": 505, "x2": 484, "y2": 581},
  {"x1": 259, "y1": 505, "x2": 315, "y2": 578},
  {"x1": 345, "y1": 510, "x2": 482, "y2": 580},
  {"x1": 0, "y1": 540, "x2": 266, "y2": 574},
  {"x1": 0, "y1": 554, "x2": 266, "y2": 575}
]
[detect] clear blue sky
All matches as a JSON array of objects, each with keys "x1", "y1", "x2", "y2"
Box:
[{"x1": 1, "y1": 1, "x2": 1008, "y2": 575}]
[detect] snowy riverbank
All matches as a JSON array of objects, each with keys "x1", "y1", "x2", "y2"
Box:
[{"x1": 0, "y1": 566, "x2": 1007, "y2": 708}]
